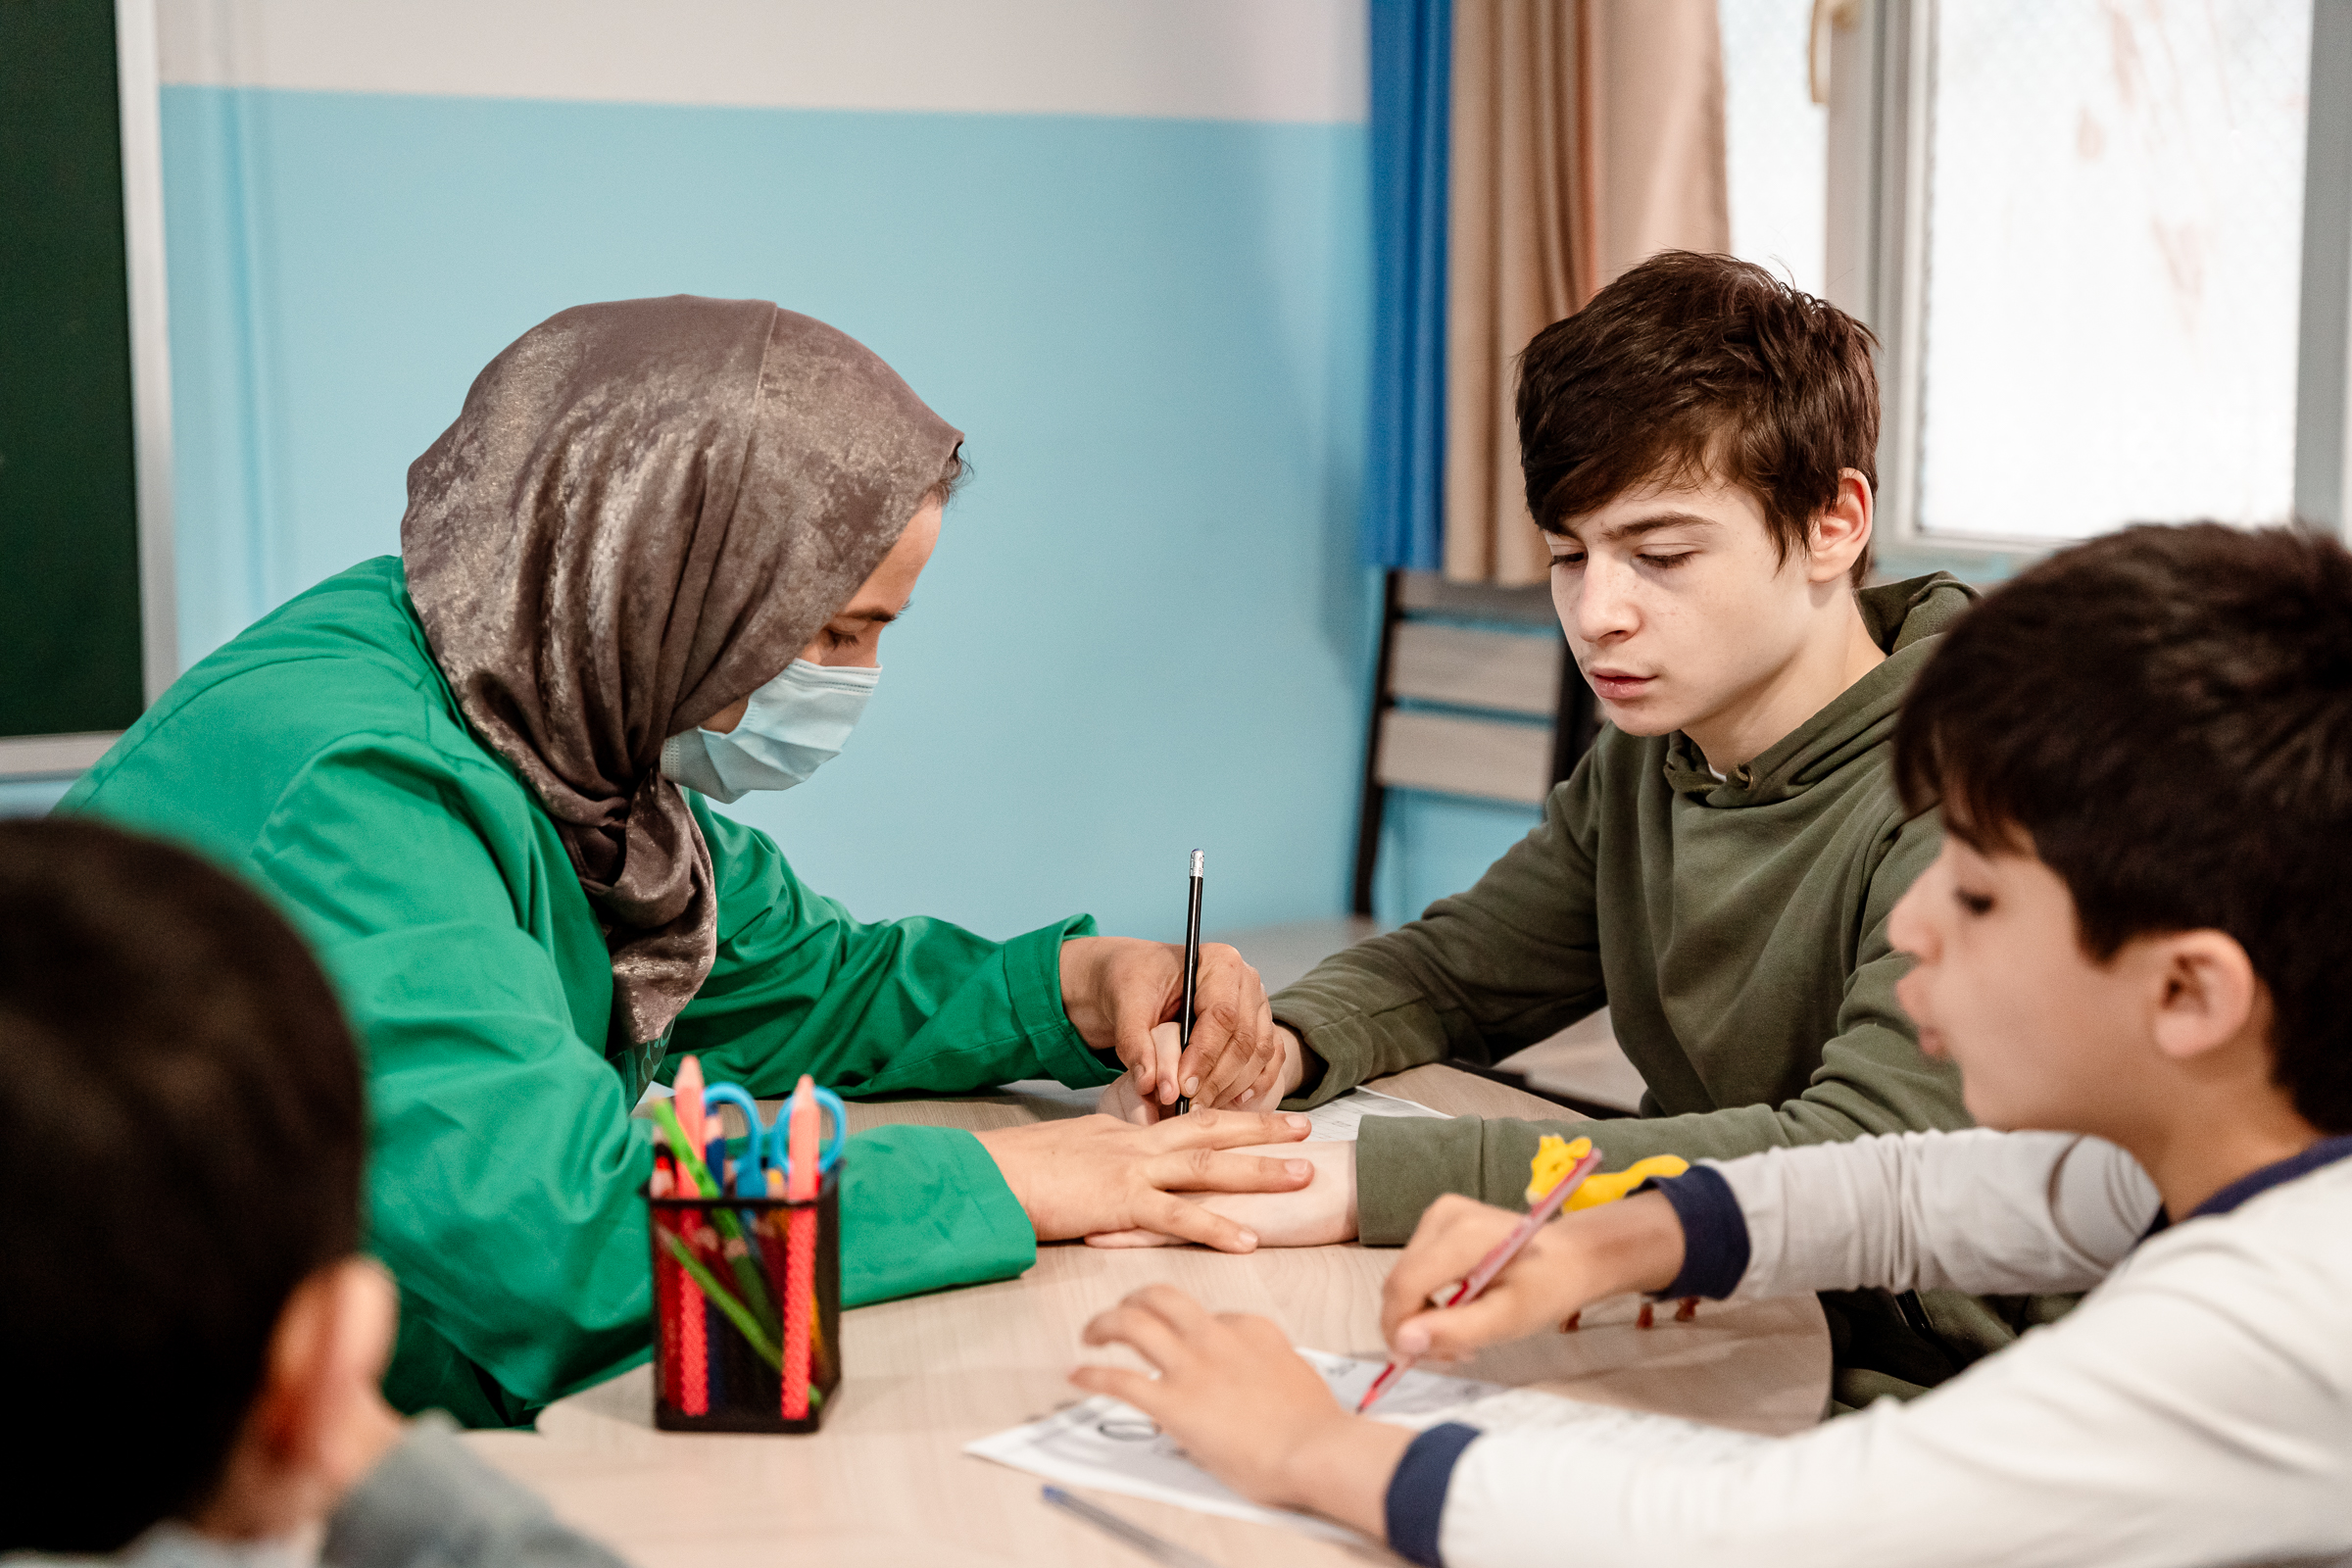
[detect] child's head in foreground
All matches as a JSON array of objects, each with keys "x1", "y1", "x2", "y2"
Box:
[
  {"x1": 0, "y1": 818, "x2": 388, "y2": 1553},
  {"x1": 1889, "y1": 522, "x2": 2352, "y2": 1148},
  {"x1": 1516, "y1": 251, "x2": 1883, "y2": 748}
]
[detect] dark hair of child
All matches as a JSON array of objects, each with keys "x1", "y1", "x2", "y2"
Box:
[
  {"x1": 1515, "y1": 250, "x2": 1882, "y2": 586},
  {"x1": 0, "y1": 817, "x2": 367, "y2": 1553},
  {"x1": 1894, "y1": 522, "x2": 2352, "y2": 1133}
]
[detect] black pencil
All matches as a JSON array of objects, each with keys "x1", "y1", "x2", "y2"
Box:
[{"x1": 1174, "y1": 849, "x2": 1203, "y2": 1114}]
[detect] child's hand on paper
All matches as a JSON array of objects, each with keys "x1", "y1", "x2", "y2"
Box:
[
  {"x1": 973, "y1": 1108, "x2": 1312, "y2": 1252},
  {"x1": 1381, "y1": 1191, "x2": 1688, "y2": 1361},
  {"x1": 1082, "y1": 1138, "x2": 1358, "y2": 1248},
  {"x1": 1072, "y1": 1285, "x2": 1411, "y2": 1540}
]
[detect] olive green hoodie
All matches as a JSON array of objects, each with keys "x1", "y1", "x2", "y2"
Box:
[
  {"x1": 1277, "y1": 573, "x2": 1978, "y2": 1239},
  {"x1": 1277, "y1": 573, "x2": 2026, "y2": 1399}
]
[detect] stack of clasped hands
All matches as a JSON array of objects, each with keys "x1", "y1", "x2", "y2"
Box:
[
  {"x1": 1048, "y1": 936, "x2": 1353, "y2": 1250},
  {"x1": 967, "y1": 937, "x2": 1324, "y2": 1254},
  {"x1": 1067, "y1": 1188, "x2": 1695, "y2": 1540},
  {"x1": 1058, "y1": 937, "x2": 1296, "y2": 1119}
]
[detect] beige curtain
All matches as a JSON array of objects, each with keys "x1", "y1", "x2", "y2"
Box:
[{"x1": 1444, "y1": 0, "x2": 1731, "y2": 585}]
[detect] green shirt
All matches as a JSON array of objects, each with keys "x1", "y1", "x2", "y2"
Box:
[
  {"x1": 1276, "y1": 574, "x2": 1979, "y2": 1244},
  {"x1": 63, "y1": 558, "x2": 1114, "y2": 1424}
]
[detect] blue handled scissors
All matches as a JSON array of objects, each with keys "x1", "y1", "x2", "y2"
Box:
[{"x1": 697, "y1": 1081, "x2": 847, "y2": 1198}]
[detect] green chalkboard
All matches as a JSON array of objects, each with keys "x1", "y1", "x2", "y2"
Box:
[{"x1": 0, "y1": 0, "x2": 146, "y2": 738}]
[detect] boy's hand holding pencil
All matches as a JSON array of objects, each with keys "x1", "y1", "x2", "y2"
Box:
[
  {"x1": 1381, "y1": 1185, "x2": 1690, "y2": 1364},
  {"x1": 1069, "y1": 1138, "x2": 1703, "y2": 1544}
]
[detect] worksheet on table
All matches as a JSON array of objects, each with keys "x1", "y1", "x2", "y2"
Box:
[
  {"x1": 966, "y1": 1348, "x2": 1771, "y2": 1544},
  {"x1": 1301, "y1": 1086, "x2": 1450, "y2": 1141}
]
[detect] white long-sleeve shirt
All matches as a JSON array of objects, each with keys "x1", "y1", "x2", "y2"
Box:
[{"x1": 1400, "y1": 1129, "x2": 2352, "y2": 1568}]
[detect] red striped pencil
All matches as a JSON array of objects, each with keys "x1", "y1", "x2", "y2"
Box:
[
  {"x1": 656, "y1": 1215, "x2": 681, "y2": 1405},
  {"x1": 669, "y1": 1134, "x2": 710, "y2": 1415},
  {"x1": 782, "y1": 1074, "x2": 819, "y2": 1421},
  {"x1": 653, "y1": 1150, "x2": 681, "y2": 1407},
  {"x1": 670, "y1": 1222, "x2": 710, "y2": 1414}
]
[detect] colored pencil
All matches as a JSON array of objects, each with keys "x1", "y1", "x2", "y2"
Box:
[
  {"x1": 673, "y1": 1055, "x2": 707, "y2": 1154},
  {"x1": 783, "y1": 1074, "x2": 819, "y2": 1420},
  {"x1": 650, "y1": 1099, "x2": 777, "y2": 1320},
  {"x1": 660, "y1": 1228, "x2": 781, "y2": 1370},
  {"x1": 674, "y1": 1218, "x2": 710, "y2": 1414},
  {"x1": 656, "y1": 1199, "x2": 684, "y2": 1408},
  {"x1": 654, "y1": 1103, "x2": 706, "y2": 1196}
]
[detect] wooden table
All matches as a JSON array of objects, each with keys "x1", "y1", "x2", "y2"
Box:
[{"x1": 465, "y1": 1066, "x2": 1829, "y2": 1567}]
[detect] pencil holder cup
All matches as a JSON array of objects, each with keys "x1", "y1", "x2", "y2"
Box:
[{"x1": 646, "y1": 1165, "x2": 842, "y2": 1433}]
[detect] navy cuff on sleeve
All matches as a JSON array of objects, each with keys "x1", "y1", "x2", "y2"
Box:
[
  {"x1": 1640, "y1": 1164, "x2": 1751, "y2": 1300},
  {"x1": 1385, "y1": 1421, "x2": 1481, "y2": 1568}
]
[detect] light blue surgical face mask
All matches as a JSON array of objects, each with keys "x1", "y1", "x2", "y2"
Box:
[{"x1": 660, "y1": 659, "x2": 879, "y2": 804}]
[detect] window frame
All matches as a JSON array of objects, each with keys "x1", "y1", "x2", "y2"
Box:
[{"x1": 1824, "y1": 0, "x2": 2352, "y2": 573}]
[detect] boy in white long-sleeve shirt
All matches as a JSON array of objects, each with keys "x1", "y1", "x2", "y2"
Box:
[{"x1": 1072, "y1": 522, "x2": 2352, "y2": 1567}]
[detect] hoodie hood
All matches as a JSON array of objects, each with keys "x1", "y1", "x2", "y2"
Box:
[{"x1": 1661, "y1": 572, "x2": 1978, "y2": 805}]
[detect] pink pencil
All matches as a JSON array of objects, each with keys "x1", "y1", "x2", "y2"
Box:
[
  {"x1": 1357, "y1": 1146, "x2": 1604, "y2": 1413},
  {"x1": 673, "y1": 1055, "x2": 707, "y2": 1153}
]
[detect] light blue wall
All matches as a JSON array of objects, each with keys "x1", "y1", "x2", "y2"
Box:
[
  {"x1": 1375, "y1": 791, "x2": 1542, "y2": 926},
  {"x1": 0, "y1": 778, "x2": 77, "y2": 818},
  {"x1": 158, "y1": 87, "x2": 1379, "y2": 940}
]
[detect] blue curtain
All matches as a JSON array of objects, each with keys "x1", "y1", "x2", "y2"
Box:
[{"x1": 1362, "y1": 0, "x2": 1451, "y2": 570}]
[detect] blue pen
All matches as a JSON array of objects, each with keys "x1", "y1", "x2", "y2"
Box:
[{"x1": 1041, "y1": 1487, "x2": 1223, "y2": 1568}]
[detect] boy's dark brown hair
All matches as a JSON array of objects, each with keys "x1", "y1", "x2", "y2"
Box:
[
  {"x1": 1516, "y1": 251, "x2": 1881, "y2": 586},
  {"x1": 0, "y1": 818, "x2": 367, "y2": 1552},
  {"x1": 1895, "y1": 523, "x2": 2352, "y2": 1132}
]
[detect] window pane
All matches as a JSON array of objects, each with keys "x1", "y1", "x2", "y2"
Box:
[
  {"x1": 1917, "y1": 0, "x2": 2311, "y2": 540},
  {"x1": 1721, "y1": 0, "x2": 1828, "y2": 297}
]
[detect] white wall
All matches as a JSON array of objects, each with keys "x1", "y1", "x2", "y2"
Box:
[{"x1": 158, "y1": 0, "x2": 1365, "y2": 121}]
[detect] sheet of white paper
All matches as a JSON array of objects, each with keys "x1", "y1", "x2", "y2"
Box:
[
  {"x1": 965, "y1": 1348, "x2": 1771, "y2": 1543},
  {"x1": 1301, "y1": 1086, "x2": 1450, "y2": 1142}
]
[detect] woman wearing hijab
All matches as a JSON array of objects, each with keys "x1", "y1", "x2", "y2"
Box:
[{"x1": 63, "y1": 297, "x2": 1303, "y2": 1427}]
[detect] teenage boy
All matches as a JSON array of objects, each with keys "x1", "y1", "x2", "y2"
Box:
[
  {"x1": 1074, "y1": 523, "x2": 2352, "y2": 1565},
  {"x1": 1105, "y1": 253, "x2": 1996, "y2": 1398},
  {"x1": 0, "y1": 817, "x2": 626, "y2": 1565}
]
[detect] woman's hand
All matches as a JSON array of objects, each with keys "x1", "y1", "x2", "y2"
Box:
[
  {"x1": 1072, "y1": 1286, "x2": 1412, "y2": 1540},
  {"x1": 1083, "y1": 1138, "x2": 1358, "y2": 1249},
  {"x1": 973, "y1": 1108, "x2": 1313, "y2": 1252},
  {"x1": 1379, "y1": 1190, "x2": 1689, "y2": 1362},
  {"x1": 1058, "y1": 937, "x2": 1288, "y2": 1109}
]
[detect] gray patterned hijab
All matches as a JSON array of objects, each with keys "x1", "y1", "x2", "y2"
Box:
[{"x1": 401, "y1": 296, "x2": 961, "y2": 1054}]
